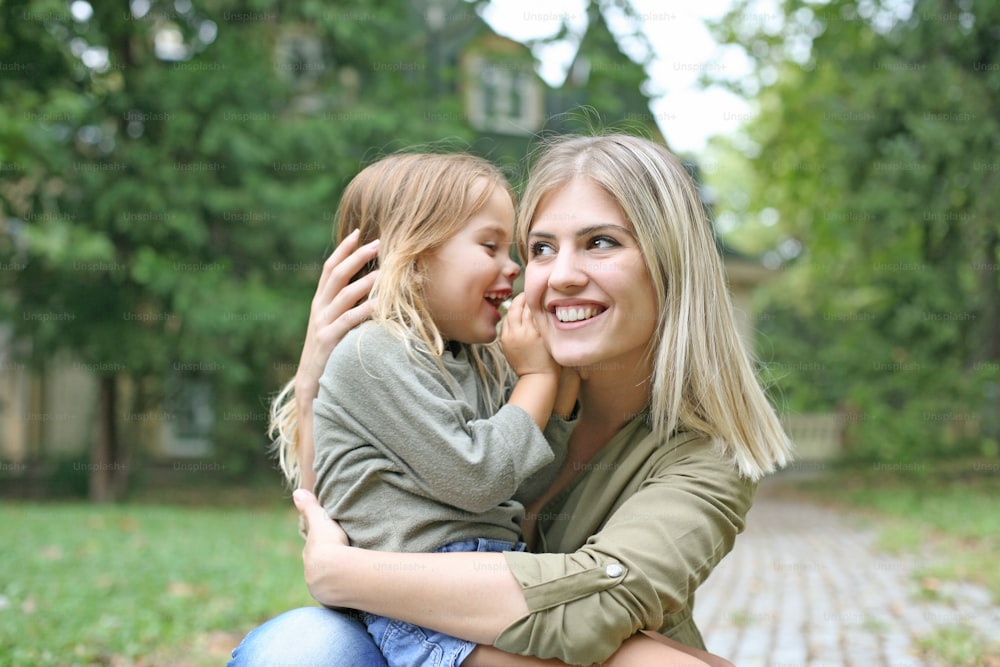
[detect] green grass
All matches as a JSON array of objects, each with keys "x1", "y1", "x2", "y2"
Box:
[
  {"x1": 917, "y1": 626, "x2": 995, "y2": 667},
  {"x1": 5, "y1": 461, "x2": 998, "y2": 665},
  {"x1": 786, "y1": 457, "x2": 1000, "y2": 665},
  {"x1": 1, "y1": 486, "x2": 313, "y2": 667}
]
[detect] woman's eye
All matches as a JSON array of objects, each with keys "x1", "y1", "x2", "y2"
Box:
[
  {"x1": 589, "y1": 236, "x2": 619, "y2": 250},
  {"x1": 529, "y1": 241, "x2": 554, "y2": 257}
]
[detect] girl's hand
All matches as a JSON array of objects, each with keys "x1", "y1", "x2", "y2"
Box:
[
  {"x1": 293, "y1": 489, "x2": 350, "y2": 606},
  {"x1": 501, "y1": 294, "x2": 558, "y2": 378},
  {"x1": 294, "y1": 230, "x2": 380, "y2": 406}
]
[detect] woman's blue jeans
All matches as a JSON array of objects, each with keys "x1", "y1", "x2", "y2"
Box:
[{"x1": 228, "y1": 606, "x2": 387, "y2": 666}]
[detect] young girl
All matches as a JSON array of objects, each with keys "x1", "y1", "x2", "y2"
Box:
[{"x1": 264, "y1": 153, "x2": 723, "y2": 667}]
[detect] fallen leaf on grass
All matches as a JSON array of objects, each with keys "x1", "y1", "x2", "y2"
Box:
[
  {"x1": 117, "y1": 516, "x2": 139, "y2": 531},
  {"x1": 920, "y1": 576, "x2": 941, "y2": 592},
  {"x1": 204, "y1": 630, "x2": 245, "y2": 656},
  {"x1": 167, "y1": 581, "x2": 195, "y2": 597},
  {"x1": 40, "y1": 544, "x2": 63, "y2": 560},
  {"x1": 166, "y1": 581, "x2": 209, "y2": 598}
]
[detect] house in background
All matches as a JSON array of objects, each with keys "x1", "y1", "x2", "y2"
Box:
[{"x1": 0, "y1": 1, "x2": 778, "y2": 472}]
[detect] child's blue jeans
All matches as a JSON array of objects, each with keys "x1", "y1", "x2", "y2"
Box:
[{"x1": 363, "y1": 537, "x2": 526, "y2": 667}]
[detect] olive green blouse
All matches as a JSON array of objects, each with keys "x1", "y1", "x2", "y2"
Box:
[{"x1": 494, "y1": 416, "x2": 758, "y2": 664}]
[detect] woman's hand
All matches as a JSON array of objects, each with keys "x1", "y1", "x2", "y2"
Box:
[
  {"x1": 293, "y1": 489, "x2": 350, "y2": 606},
  {"x1": 293, "y1": 490, "x2": 529, "y2": 642},
  {"x1": 293, "y1": 230, "x2": 380, "y2": 491},
  {"x1": 294, "y1": 230, "x2": 380, "y2": 406}
]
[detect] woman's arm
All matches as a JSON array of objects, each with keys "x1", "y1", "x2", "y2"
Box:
[
  {"x1": 297, "y1": 435, "x2": 754, "y2": 664},
  {"x1": 492, "y1": 436, "x2": 755, "y2": 663},
  {"x1": 467, "y1": 634, "x2": 732, "y2": 667},
  {"x1": 295, "y1": 492, "x2": 730, "y2": 667},
  {"x1": 296, "y1": 489, "x2": 527, "y2": 641},
  {"x1": 292, "y1": 230, "x2": 380, "y2": 490}
]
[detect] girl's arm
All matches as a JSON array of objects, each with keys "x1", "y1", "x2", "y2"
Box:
[
  {"x1": 314, "y1": 320, "x2": 556, "y2": 515},
  {"x1": 501, "y1": 293, "x2": 560, "y2": 430},
  {"x1": 291, "y1": 230, "x2": 380, "y2": 490},
  {"x1": 552, "y1": 367, "x2": 580, "y2": 419}
]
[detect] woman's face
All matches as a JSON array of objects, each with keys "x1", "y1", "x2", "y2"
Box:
[{"x1": 523, "y1": 177, "x2": 659, "y2": 374}]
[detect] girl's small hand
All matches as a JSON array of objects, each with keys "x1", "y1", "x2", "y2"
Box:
[
  {"x1": 295, "y1": 230, "x2": 380, "y2": 406},
  {"x1": 293, "y1": 489, "x2": 350, "y2": 606},
  {"x1": 501, "y1": 293, "x2": 558, "y2": 378}
]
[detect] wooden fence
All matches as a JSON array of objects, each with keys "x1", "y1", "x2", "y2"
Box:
[{"x1": 781, "y1": 412, "x2": 844, "y2": 461}]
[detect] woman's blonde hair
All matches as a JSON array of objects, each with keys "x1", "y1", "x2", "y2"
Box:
[
  {"x1": 516, "y1": 134, "x2": 792, "y2": 480},
  {"x1": 271, "y1": 153, "x2": 515, "y2": 489}
]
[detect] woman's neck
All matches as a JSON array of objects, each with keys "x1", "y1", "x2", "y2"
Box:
[
  {"x1": 574, "y1": 363, "x2": 651, "y2": 443},
  {"x1": 523, "y1": 362, "x2": 653, "y2": 525}
]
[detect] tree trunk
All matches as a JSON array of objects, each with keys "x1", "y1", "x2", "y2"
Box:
[
  {"x1": 977, "y1": 229, "x2": 1000, "y2": 442},
  {"x1": 90, "y1": 375, "x2": 126, "y2": 502}
]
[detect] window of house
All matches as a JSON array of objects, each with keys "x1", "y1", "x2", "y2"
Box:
[
  {"x1": 162, "y1": 373, "x2": 214, "y2": 458},
  {"x1": 275, "y1": 29, "x2": 325, "y2": 88},
  {"x1": 464, "y1": 54, "x2": 543, "y2": 136}
]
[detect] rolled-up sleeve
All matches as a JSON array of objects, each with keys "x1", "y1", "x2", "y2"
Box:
[{"x1": 493, "y1": 437, "x2": 757, "y2": 664}]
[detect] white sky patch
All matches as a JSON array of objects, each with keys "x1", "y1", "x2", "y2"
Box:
[
  {"x1": 70, "y1": 0, "x2": 93, "y2": 22},
  {"x1": 480, "y1": 0, "x2": 753, "y2": 155}
]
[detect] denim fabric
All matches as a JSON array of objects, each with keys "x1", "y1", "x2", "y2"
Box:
[
  {"x1": 363, "y1": 538, "x2": 526, "y2": 667},
  {"x1": 228, "y1": 606, "x2": 386, "y2": 667}
]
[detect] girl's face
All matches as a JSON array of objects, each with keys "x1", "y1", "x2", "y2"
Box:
[
  {"x1": 524, "y1": 177, "x2": 659, "y2": 374},
  {"x1": 422, "y1": 182, "x2": 520, "y2": 344}
]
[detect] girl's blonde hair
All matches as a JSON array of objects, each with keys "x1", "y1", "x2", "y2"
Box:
[
  {"x1": 271, "y1": 153, "x2": 515, "y2": 489},
  {"x1": 516, "y1": 134, "x2": 792, "y2": 480}
]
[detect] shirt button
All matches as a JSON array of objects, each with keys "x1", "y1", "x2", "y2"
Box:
[{"x1": 605, "y1": 563, "x2": 624, "y2": 578}]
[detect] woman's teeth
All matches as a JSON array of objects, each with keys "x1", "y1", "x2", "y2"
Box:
[{"x1": 555, "y1": 306, "x2": 601, "y2": 322}]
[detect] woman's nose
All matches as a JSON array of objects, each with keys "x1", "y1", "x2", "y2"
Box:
[{"x1": 547, "y1": 249, "x2": 587, "y2": 290}]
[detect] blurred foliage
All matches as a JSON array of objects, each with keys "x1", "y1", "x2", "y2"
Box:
[
  {"x1": 1, "y1": 0, "x2": 663, "y2": 497},
  {"x1": 707, "y1": 0, "x2": 1000, "y2": 461},
  {"x1": 0, "y1": 0, "x2": 494, "y2": 495}
]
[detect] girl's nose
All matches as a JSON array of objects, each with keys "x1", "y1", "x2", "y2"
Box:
[{"x1": 503, "y1": 256, "x2": 521, "y2": 281}]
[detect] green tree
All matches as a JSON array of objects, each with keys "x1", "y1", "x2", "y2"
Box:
[
  {"x1": 1, "y1": 0, "x2": 668, "y2": 499},
  {"x1": 0, "y1": 0, "x2": 478, "y2": 500},
  {"x1": 707, "y1": 0, "x2": 1000, "y2": 459}
]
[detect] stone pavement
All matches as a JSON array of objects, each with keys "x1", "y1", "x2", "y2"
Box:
[{"x1": 692, "y1": 473, "x2": 999, "y2": 667}]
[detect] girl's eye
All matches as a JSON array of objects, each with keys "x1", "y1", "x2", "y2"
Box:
[
  {"x1": 482, "y1": 242, "x2": 497, "y2": 253},
  {"x1": 589, "y1": 235, "x2": 619, "y2": 250},
  {"x1": 529, "y1": 241, "x2": 554, "y2": 257}
]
